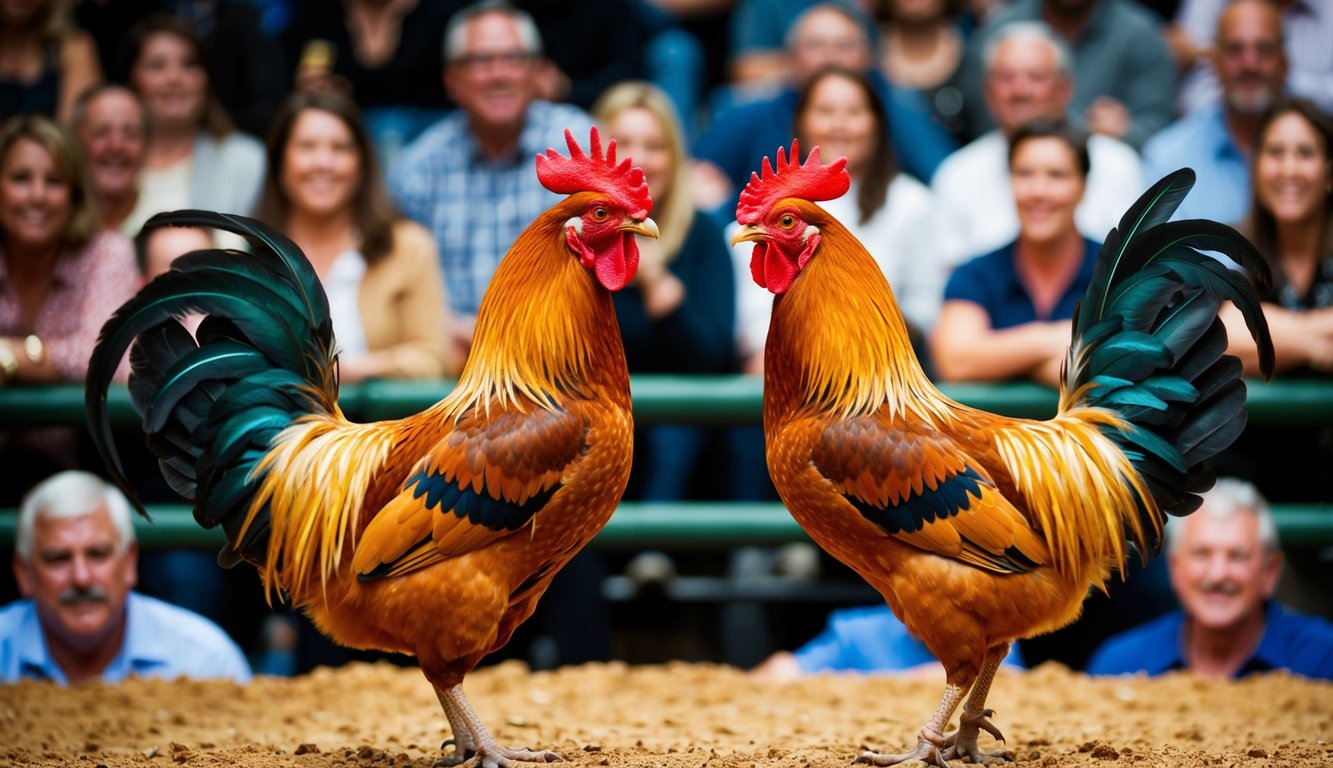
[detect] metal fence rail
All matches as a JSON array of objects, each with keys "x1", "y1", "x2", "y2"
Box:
[{"x1": 3, "y1": 376, "x2": 1331, "y2": 546}]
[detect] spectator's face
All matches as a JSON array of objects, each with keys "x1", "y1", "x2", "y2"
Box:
[
  {"x1": 76, "y1": 90, "x2": 146, "y2": 203},
  {"x1": 142, "y1": 226, "x2": 213, "y2": 283},
  {"x1": 1169, "y1": 511, "x2": 1279, "y2": 634},
  {"x1": 790, "y1": 8, "x2": 871, "y2": 86},
  {"x1": 1010, "y1": 135, "x2": 1084, "y2": 245},
  {"x1": 0, "y1": 137, "x2": 72, "y2": 251},
  {"x1": 889, "y1": 0, "x2": 947, "y2": 25},
  {"x1": 798, "y1": 73, "x2": 878, "y2": 179},
  {"x1": 281, "y1": 108, "x2": 361, "y2": 220},
  {"x1": 445, "y1": 11, "x2": 538, "y2": 134},
  {"x1": 131, "y1": 31, "x2": 209, "y2": 132},
  {"x1": 1214, "y1": 1, "x2": 1287, "y2": 116},
  {"x1": 13, "y1": 507, "x2": 137, "y2": 655},
  {"x1": 1255, "y1": 111, "x2": 1332, "y2": 227},
  {"x1": 606, "y1": 106, "x2": 673, "y2": 202},
  {"x1": 985, "y1": 39, "x2": 1071, "y2": 135}
]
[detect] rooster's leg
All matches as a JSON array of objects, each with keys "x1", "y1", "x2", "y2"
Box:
[
  {"x1": 943, "y1": 644, "x2": 1015, "y2": 765},
  {"x1": 855, "y1": 682, "x2": 966, "y2": 767},
  {"x1": 435, "y1": 685, "x2": 564, "y2": 768},
  {"x1": 436, "y1": 687, "x2": 477, "y2": 767}
]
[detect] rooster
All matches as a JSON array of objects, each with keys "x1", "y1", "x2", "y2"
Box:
[
  {"x1": 734, "y1": 143, "x2": 1274, "y2": 767},
  {"x1": 85, "y1": 128, "x2": 657, "y2": 768}
]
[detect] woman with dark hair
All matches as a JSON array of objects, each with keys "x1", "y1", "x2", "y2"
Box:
[
  {"x1": 0, "y1": 0, "x2": 101, "y2": 123},
  {"x1": 123, "y1": 13, "x2": 265, "y2": 226},
  {"x1": 1223, "y1": 97, "x2": 1333, "y2": 375},
  {"x1": 1218, "y1": 97, "x2": 1333, "y2": 504},
  {"x1": 256, "y1": 90, "x2": 457, "y2": 382},
  {"x1": 791, "y1": 66, "x2": 945, "y2": 347},
  {"x1": 930, "y1": 117, "x2": 1095, "y2": 387}
]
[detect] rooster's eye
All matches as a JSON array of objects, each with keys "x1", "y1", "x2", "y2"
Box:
[
  {"x1": 779, "y1": 214, "x2": 796, "y2": 228},
  {"x1": 591, "y1": 206, "x2": 609, "y2": 221}
]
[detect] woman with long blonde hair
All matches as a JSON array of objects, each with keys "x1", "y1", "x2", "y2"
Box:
[{"x1": 592, "y1": 81, "x2": 736, "y2": 500}]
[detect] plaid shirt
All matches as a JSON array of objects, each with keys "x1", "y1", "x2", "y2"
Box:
[{"x1": 388, "y1": 101, "x2": 595, "y2": 316}]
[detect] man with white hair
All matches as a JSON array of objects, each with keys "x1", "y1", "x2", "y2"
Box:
[
  {"x1": 1, "y1": 471, "x2": 250, "y2": 684},
  {"x1": 931, "y1": 21, "x2": 1143, "y2": 269},
  {"x1": 1087, "y1": 478, "x2": 1333, "y2": 680}
]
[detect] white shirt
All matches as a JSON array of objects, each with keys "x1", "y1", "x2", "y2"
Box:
[
  {"x1": 324, "y1": 248, "x2": 368, "y2": 357},
  {"x1": 931, "y1": 130, "x2": 1144, "y2": 267}
]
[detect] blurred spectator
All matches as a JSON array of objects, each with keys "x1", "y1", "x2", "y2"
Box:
[
  {"x1": 0, "y1": 114, "x2": 137, "y2": 503},
  {"x1": 1216, "y1": 97, "x2": 1333, "y2": 506},
  {"x1": 122, "y1": 13, "x2": 267, "y2": 227},
  {"x1": 693, "y1": 2, "x2": 955, "y2": 216},
  {"x1": 134, "y1": 220, "x2": 211, "y2": 285},
  {"x1": 1, "y1": 470, "x2": 251, "y2": 684},
  {"x1": 80, "y1": 0, "x2": 286, "y2": 137},
  {"x1": 630, "y1": 0, "x2": 723, "y2": 139},
  {"x1": 752, "y1": 603, "x2": 1025, "y2": 680},
  {"x1": 1171, "y1": 0, "x2": 1333, "y2": 116},
  {"x1": 515, "y1": 0, "x2": 644, "y2": 111},
  {"x1": 873, "y1": 0, "x2": 971, "y2": 144},
  {"x1": 0, "y1": 0, "x2": 101, "y2": 123},
  {"x1": 282, "y1": 0, "x2": 457, "y2": 168},
  {"x1": 956, "y1": 0, "x2": 1176, "y2": 149},
  {"x1": 791, "y1": 66, "x2": 943, "y2": 358},
  {"x1": 1223, "y1": 97, "x2": 1333, "y2": 377},
  {"x1": 1087, "y1": 477, "x2": 1333, "y2": 680},
  {"x1": 69, "y1": 84, "x2": 151, "y2": 236},
  {"x1": 592, "y1": 81, "x2": 736, "y2": 500},
  {"x1": 388, "y1": 0, "x2": 593, "y2": 363},
  {"x1": 1141, "y1": 0, "x2": 1287, "y2": 224},
  {"x1": 930, "y1": 118, "x2": 1094, "y2": 387},
  {"x1": 931, "y1": 22, "x2": 1140, "y2": 270},
  {"x1": 257, "y1": 90, "x2": 458, "y2": 381},
  {"x1": 725, "y1": 0, "x2": 874, "y2": 89}
]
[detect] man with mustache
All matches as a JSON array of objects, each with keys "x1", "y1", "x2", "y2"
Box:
[
  {"x1": 1087, "y1": 478, "x2": 1333, "y2": 680},
  {"x1": 1140, "y1": 0, "x2": 1288, "y2": 223},
  {"x1": 1, "y1": 471, "x2": 250, "y2": 684}
]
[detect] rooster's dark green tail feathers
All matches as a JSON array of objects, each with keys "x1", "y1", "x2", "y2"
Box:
[
  {"x1": 85, "y1": 211, "x2": 337, "y2": 535},
  {"x1": 1063, "y1": 169, "x2": 1275, "y2": 530}
]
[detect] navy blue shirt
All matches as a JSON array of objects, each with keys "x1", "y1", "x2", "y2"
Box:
[
  {"x1": 1086, "y1": 602, "x2": 1333, "y2": 680},
  {"x1": 943, "y1": 238, "x2": 1100, "y2": 327}
]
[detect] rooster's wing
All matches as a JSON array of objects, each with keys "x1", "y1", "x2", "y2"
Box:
[
  {"x1": 810, "y1": 414, "x2": 1050, "y2": 574},
  {"x1": 351, "y1": 405, "x2": 586, "y2": 579}
]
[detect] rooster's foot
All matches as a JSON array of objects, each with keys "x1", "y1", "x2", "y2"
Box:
[
  {"x1": 941, "y1": 710, "x2": 1014, "y2": 765},
  {"x1": 435, "y1": 737, "x2": 476, "y2": 767},
  {"x1": 455, "y1": 745, "x2": 565, "y2": 768},
  {"x1": 855, "y1": 727, "x2": 952, "y2": 767}
]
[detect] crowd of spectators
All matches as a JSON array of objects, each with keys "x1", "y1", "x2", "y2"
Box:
[{"x1": 0, "y1": 0, "x2": 1330, "y2": 682}]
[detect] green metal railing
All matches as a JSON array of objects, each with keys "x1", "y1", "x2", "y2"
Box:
[{"x1": 3, "y1": 376, "x2": 1331, "y2": 547}]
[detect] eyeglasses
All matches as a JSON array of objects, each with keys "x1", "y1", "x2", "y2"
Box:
[{"x1": 452, "y1": 51, "x2": 536, "y2": 70}]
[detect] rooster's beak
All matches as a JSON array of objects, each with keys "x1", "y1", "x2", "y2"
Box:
[
  {"x1": 620, "y1": 216, "x2": 660, "y2": 239},
  {"x1": 731, "y1": 224, "x2": 764, "y2": 246}
]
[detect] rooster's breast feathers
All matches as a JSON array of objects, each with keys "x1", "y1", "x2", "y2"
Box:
[{"x1": 351, "y1": 404, "x2": 588, "y2": 580}]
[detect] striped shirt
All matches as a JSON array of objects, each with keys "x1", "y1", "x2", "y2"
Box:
[{"x1": 388, "y1": 101, "x2": 595, "y2": 317}]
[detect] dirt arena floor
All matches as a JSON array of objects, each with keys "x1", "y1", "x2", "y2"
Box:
[{"x1": 3, "y1": 660, "x2": 1331, "y2": 767}]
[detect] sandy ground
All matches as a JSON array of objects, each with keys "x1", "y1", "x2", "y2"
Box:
[{"x1": 3, "y1": 660, "x2": 1331, "y2": 768}]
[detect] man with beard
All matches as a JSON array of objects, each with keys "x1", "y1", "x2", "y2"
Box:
[
  {"x1": 70, "y1": 84, "x2": 153, "y2": 237},
  {"x1": 1087, "y1": 478, "x2": 1333, "y2": 680},
  {"x1": 388, "y1": 0, "x2": 593, "y2": 363},
  {"x1": 1141, "y1": 0, "x2": 1288, "y2": 223},
  {"x1": 1, "y1": 471, "x2": 250, "y2": 684}
]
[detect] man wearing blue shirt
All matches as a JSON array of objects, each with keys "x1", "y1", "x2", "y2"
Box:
[
  {"x1": 2, "y1": 471, "x2": 250, "y2": 685},
  {"x1": 1087, "y1": 478, "x2": 1333, "y2": 680}
]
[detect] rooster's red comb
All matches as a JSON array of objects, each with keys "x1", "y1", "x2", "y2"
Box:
[
  {"x1": 536, "y1": 126, "x2": 652, "y2": 217},
  {"x1": 736, "y1": 140, "x2": 849, "y2": 225}
]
